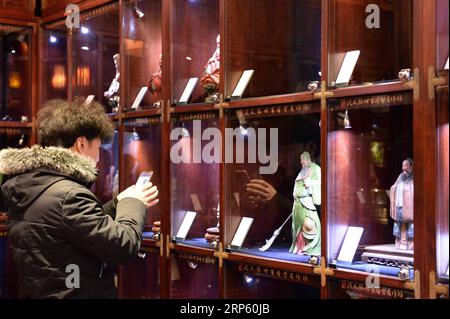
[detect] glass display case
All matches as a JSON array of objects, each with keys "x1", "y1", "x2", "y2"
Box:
[
  {"x1": 328, "y1": 0, "x2": 412, "y2": 87},
  {"x1": 0, "y1": 23, "x2": 32, "y2": 121},
  {"x1": 119, "y1": 246, "x2": 160, "y2": 298},
  {"x1": 91, "y1": 122, "x2": 119, "y2": 204},
  {"x1": 436, "y1": 87, "x2": 449, "y2": 285},
  {"x1": 122, "y1": 0, "x2": 162, "y2": 111},
  {"x1": 171, "y1": 0, "x2": 220, "y2": 105},
  {"x1": 225, "y1": 0, "x2": 321, "y2": 100},
  {"x1": 169, "y1": 251, "x2": 219, "y2": 298},
  {"x1": 223, "y1": 261, "x2": 320, "y2": 298},
  {"x1": 40, "y1": 22, "x2": 67, "y2": 104},
  {"x1": 224, "y1": 103, "x2": 321, "y2": 264},
  {"x1": 436, "y1": 0, "x2": 449, "y2": 72},
  {"x1": 123, "y1": 117, "x2": 161, "y2": 234},
  {"x1": 170, "y1": 112, "x2": 220, "y2": 249},
  {"x1": 327, "y1": 92, "x2": 414, "y2": 280},
  {"x1": 72, "y1": 3, "x2": 120, "y2": 114}
]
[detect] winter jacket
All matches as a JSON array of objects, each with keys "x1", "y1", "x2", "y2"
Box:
[{"x1": 0, "y1": 146, "x2": 147, "y2": 298}]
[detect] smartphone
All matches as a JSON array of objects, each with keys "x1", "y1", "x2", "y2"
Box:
[
  {"x1": 136, "y1": 171, "x2": 153, "y2": 187},
  {"x1": 235, "y1": 170, "x2": 250, "y2": 182}
]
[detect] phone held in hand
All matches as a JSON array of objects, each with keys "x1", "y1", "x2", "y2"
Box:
[{"x1": 136, "y1": 171, "x2": 153, "y2": 187}]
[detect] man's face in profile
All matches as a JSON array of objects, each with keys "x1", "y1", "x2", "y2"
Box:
[
  {"x1": 402, "y1": 160, "x2": 413, "y2": 175},
  {"x1": 301, "y1": 156, "x2": 311, "y2": 168}
]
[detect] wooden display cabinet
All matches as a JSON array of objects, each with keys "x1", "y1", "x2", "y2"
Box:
[
  {"x1": 224, "y1": 0, "x2": 321, "y2": 100},
  {"x1": 170, "y1": 112, "x2": 220, "y2": 250},
  {"x1": 122, "y1": 0, "x2": 162, "y2": 111},
  {"x1": 170, "y1": 0, "x2": 219, "y2": 106}
]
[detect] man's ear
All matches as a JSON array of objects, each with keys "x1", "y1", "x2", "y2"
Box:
[{"x1": 71, "y1": 136, "x2": 87, "y2": 153}]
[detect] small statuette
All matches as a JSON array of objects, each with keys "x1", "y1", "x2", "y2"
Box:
[
  {"x1": 152, "y1": 220, "x2": 161, "y2": 240},
  {"x1": 398, "y1": 266, "x2": 410, "y2": 280},
  {"x1": 308, "y1": 81, "x2": 320, "y2": 92},
  {"x1": 309, "y1": 255, "x2": 319, "y2": 266},
  {"x1": 398, "y1": 69, "x2": 412, "y2": 82}
]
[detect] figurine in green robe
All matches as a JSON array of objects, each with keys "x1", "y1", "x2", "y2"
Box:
[{"x1": 289, "y1": 152, "x2": 321, "y2": 256}]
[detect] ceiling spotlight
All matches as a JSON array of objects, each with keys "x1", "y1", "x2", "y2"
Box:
[
  {"x1": 344, "y1": 110, "x2": 352, "y2": 129},
  {"x1": 50, "y1": 35, "x2": 57, "y2": 43},
  {"x1": 243, "y1": 275, "x2": 254, "y2": 284},
  {"x1": 81, "y1": 46, "x2": 89, "y2": 51},
  {"x1": 11, "y1": 49, "x2": 16, "y2": 54},
  {"x1": 81, "y1": 26, "x2": 89, "y2": 34},
  {"x1": 134, "y1": 3, "x2": 145, "y2": 18}
]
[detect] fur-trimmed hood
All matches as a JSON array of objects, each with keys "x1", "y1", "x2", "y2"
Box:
[{"x1": 0, "y1": 146, "x2": 98, "y2": 184}]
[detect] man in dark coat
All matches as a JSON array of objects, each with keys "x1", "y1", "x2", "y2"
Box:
[{"x1": 0, "y1": 98, "x2": 159, "y2": 298}]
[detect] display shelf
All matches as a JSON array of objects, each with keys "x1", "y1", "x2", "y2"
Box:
[
  {"x1": 327, "y1": 91, "x2": 413, "y2": 280},
  {"x1": 224, "y1": 102, "x2": 321, "y2": 265},
  {"x1": 170, "y1": 0, "x2": 220, "y2": 105},
  {"x1": 224, "y1": 0, "x2": 321, "y2": 100},
  {"x1": 71, "y1": 2, "x2": 120, "y2": 114},
  {"x1": 223, "y1": 260, "x2": 321, "y2": 299},
  {"x1": 0, "y1": 23, "x2": 33, "y2": 121},
  {"x1": 122, "y1": 0, "x2": 163, "y2": 112},
  {"x1": 123, "y1": 116, "x2": 162, "y2": 231},
  {"x1": 328, "y1": 0, "x2": 412, "y2": 87},
  {"x1": 169, "y1": 250, "x2": 219, "y2": 299},
  {"x1": 118, "y1": 245, "x2": 161, "y2": 299},
  {"x1": 170, "y1": 111, "x2": 220, "y2": 250}
]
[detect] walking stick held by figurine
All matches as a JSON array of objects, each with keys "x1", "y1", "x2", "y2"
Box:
[{"x1": 259, "y1": 213, "x2": 292, "y2": 251}]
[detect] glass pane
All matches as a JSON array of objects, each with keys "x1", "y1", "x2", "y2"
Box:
[
  {"x1": 0, "y1": 24, "x2": 32, "y2": 121},
  {"x1": 91, "y1": 122, "x2": 119, "y2": 204},
  {"x1": 171, "y1": 0, "x2": 220, "y2": 105},
  {"x1": 436, "y1": 87, "x2": 449, "y2": 285},
  {"x1": 123, "y1": 117, "x2": 161, "y2": 234},
  {"x1": 123, "y1": 0, "x2": 163, "y2": 111},
  {"x1": 327, "y1": 93, "x2": 414, "y2": 280},
  {"x1": 119, "y1": 246, "x2": 160, "y2": 298},
  {"x1": 41, "y1": 24, "x2": 67, "y2": 104},
  {"x1": 224, "y1": 261, "x2": 321, "y2": 298},
  {"x1": 72, "y1": 3, "x2": 120, "y2": 114},
  {"x1": 328, "y1": 0, "x2": 412, "y2": 87},
  {"x1": 225, "y1": 0, "x2": 321, "y2": 99},
  {"x1": 170, "y1": 113, "x2": 220, "y2": 249},
  {"x1": 437, "y1": 0, "x2": 449, "y2": 71},
  {"x1": 169, "y1": 251, "x2": 219, "y2": 298},
  {"x1": 224, "y1": 103, "x2": 321, "y2": 264}
]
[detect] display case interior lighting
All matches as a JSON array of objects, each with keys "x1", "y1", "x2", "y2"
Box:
[
  {"x1": 132, "y1": 127, "x2": 140, "y2": 141},
  {"x1": 343, "y1": 110, "x2": 352, "y2": 129},
  {"x1": 81, "y1": 26, "x2": 89, "y2": 34},
  {"x1": 81, "y1": 46, "x2": 89, "y2": 51},
  {"x1": 49, "y1": 35, "x2": 57, "y2": 44},
  {"x1": 134, "y1": 2, "x2": 145, "y2": 19}
]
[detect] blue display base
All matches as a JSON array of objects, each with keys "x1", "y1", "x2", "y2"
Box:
[
  {"x1": 230, "y1": 245, "x2": 314, "y2": 264},
  {"x1": 334, "y1": 261, "x2": 415, "y2": 280},
  {"x1": 143, "y1": 232, "x2": 155, "y2": 239},
  {"x1": 176, "y1": 238, "x2": 213, "y2": 249}
]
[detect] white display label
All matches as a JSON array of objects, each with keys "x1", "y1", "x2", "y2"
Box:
[
  {"x1": 336, "y1": 50, "x2": 361, "y2": 86},
  {"x1": 231, "y1": 217, "x2": 254, "y2": 248},
  {"x1": 85, "y1": 95, "x2": 95, "y2": 105},
  {"x1": 231, "y1": 70, "x2": 254, "y2": 99},
  {"x1": 175, "y1": 211, "x2": 197, "y2": 240},
  {"x1": 179, "y1": 78, "x2": 198, "y2": 104},
  {"x1": 337, "y1": 226, "x2": 364, "y2": 263},
  {"x1": 130, "y1": 86, "x2": 148, "y2": 110}
]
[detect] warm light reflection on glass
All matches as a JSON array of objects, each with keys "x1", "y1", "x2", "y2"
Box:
[
  {"x1": 76, "y1": 66, "x2": 91, "y2": 87},
  {"x1": 51, "y1": 65, "x2": 66, "y2": 89},
  {"x1": 9, "y1": 72, "x2": 21, "y2": 89}
]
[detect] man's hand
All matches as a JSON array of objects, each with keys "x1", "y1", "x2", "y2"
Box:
[
  {"x1": 117, "y1": 182, "x2": 159, "y2": 208},
  {"x1": 245, "y1": 179, "x2": 277, "y2": 208}
]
